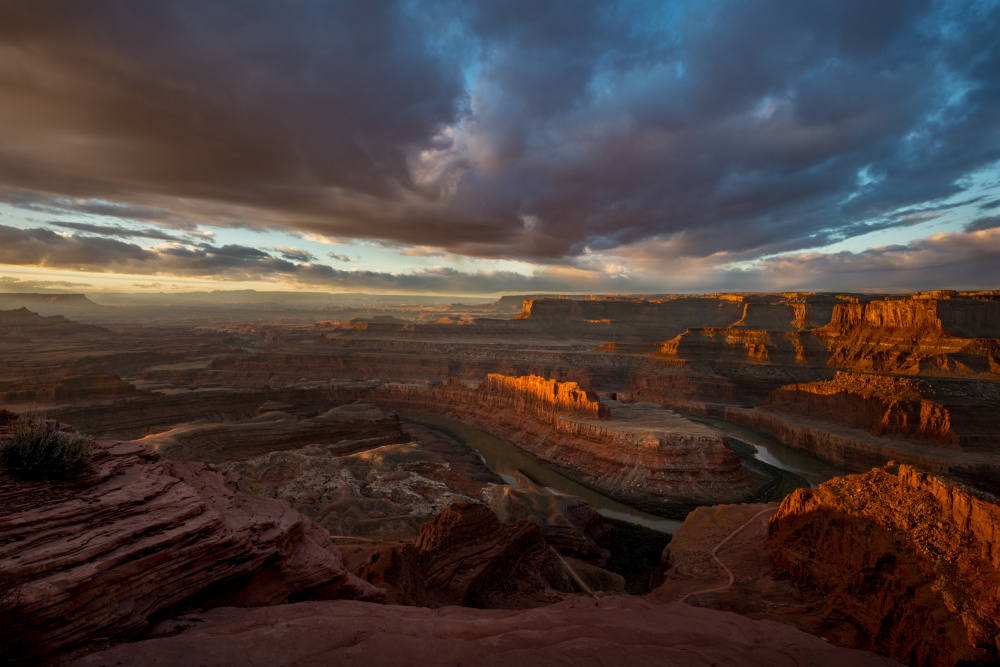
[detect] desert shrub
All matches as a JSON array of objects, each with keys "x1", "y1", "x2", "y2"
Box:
[{"x1": 0, "y1": 420, "x2": 95, "y2": 480}]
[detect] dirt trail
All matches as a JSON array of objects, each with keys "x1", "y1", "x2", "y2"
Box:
[{"x1": 678, "y1": 506, "x2": 777, "y2": 604}]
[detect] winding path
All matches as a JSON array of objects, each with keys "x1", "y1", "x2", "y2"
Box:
[{"x1": 678, "y1": 506, "x2": 778, "y2": 604}]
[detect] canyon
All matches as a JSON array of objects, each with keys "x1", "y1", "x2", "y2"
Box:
[{"x1": 1, "y1": 289, "x2": 998, "y2": 665}]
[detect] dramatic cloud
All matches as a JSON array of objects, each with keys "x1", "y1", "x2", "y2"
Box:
[
  {"x1": 965, "y1": 215, "x2": 1000, "y2": 232},
  {"x1": 0, "y1": 0, "x2": 998, "y2": 291},
  {"x1": 743, "y1": 226, "x2": 1000, "y2": 291},
  {"x1": 3, "y1": 221, "x2": 997, "y2": 295},
  {"x1": 273, "y1": 247, "x2": 316, "y2": 262},
  {"x1": 49, "y1": 221, "x2": 191, "y2": 243}
]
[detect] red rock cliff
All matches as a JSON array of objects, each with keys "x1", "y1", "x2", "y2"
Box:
[
  {"x1": 476, "y1": 373, "x2": 610, "y2": 421},
  {"x1": 819, "y1": 297, "x2": 1000, "y2": 375},
  {"x1": 765, "y1": 373, "x2": 961, "y2": 445},
  {"x1": 768, "y1": 464, "x2": 1000, "y2": 666}
]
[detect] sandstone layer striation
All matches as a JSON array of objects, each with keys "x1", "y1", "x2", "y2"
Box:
[
  {"x1": 358, "y1": 502, "x2": 578, "y2": 608},
  {"x1": 0, "y1": 429, "x2": 383, "y2": 653},
  {"x1": 769, "y1": 464, "x2": 1000, "y2": 666}
]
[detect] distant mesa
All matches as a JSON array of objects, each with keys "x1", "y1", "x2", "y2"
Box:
[{"x1": 0, "y1": 293, "x2": 110, "y2": 318}]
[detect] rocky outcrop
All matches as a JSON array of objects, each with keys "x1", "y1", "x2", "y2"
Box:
[
  {"x1": 358, "y1": 502, "x2": 575, "y2": 608},
  {"x1": 0, "y1": 435, "x2": 383, "y2": 653},
  {"x1": 825, "y1": 295, "x2": 1000, "y2": 338},
  {"x1": 368, "y1": 381, "x2": 765, "y2": 504},
  {"x1": 487, "y1": 486, "x2": 614, "y2": 566},
  {"x1": 769, "y1": 464, "x2": 1000, "y2": 666},
  {"x1": 0, "y1": 307, "x2": 106, "y2": 338},
  {"x1": 658, "y1": 328, "x2": 828, "y2": 366},
  {"x1": 0, "y1": 371, "x2": 146, "y2": 404},
  {"x1": 476, "y1": 373, "x2": 610, "y2": 420},
  {"x1": 0, "y1": 295, "x2": 110, "y2": 319},
  {"x1": 515, "y1": 295, "x2": 745, "y2": 338},
  {"x1": 766, "y1": 373, "x2": 962, "y2": 445},
  {"x1": 141, "y1": 402, "x2": 408, "y2": 463},
  {"x1": 707, "y1": 405, "x2": 1000, "y2": 491},
  {"x1": 68, "y1": 597, "x2": 900, "y2": 667},
  {"x1": 229, "y1": 436, "x2": 498, "y2": 541},
  {"x1": 818, "y1": 296, "x2": 1000, "y2": 376}
]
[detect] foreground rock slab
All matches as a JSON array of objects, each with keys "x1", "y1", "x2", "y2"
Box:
[
  {"x1": 71, "y1": 597, "x2": 899, "y2": 667},
  {"x1": 0, "y1": 436, "x2": 383, "y2": 653}
]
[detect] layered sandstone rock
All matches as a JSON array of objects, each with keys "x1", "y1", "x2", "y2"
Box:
[
  {"x1": 515, "y1": 295, "x2": 745, "y2": 339},
  {"x1": 367, "y1": 380, "x2": 764, "y2": 504},
  {"x1": 652, "y1": 502, "x2": 898, "y2": 652},
  {"x1": 713, "y1": 405, "x2": 1000, "y2": 490},
  {"x1": 68, "y1": 597, "x2": 900, "y2": 667},
  {"x1": 229, "y1": 437, "x2": 497, "y2": 540},
  {"x1": 0, "y1": 371, "x2": 146, "y2": 404},
  {"x1": 476, "y1": 373, "x2": 610, "y2": 420},
  {"x1": 358, "y1": 502, "x2": 576, "y2": 608},
  {"x1": 766, "y1": 373, "x2": 962, "y2": 445},
  {"x1": 0, "y1": 435, "x2": 383, "y2": 653},
  {"x1": 818, "y1": 296, "x2": 1000, "y2": 376},
  {"x1": 658, "y1": 328, "x2": 829, "y2": 366},
  {"x1": 769, "y1": 464, "x2": 1000, "y2": 666},
  {"x1": 486, "y1": 485, "x2": 614, "y2": 566},
  {"x1": 141, "y1": 402, "x2": 407, "y2": 463},
  {"x1": 0, "y1": 307, "x2": 106, "y2": 338}
]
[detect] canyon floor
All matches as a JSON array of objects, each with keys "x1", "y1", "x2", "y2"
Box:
[{"x1": 1, "y1": 289, "x2": 999, "y2": 666}]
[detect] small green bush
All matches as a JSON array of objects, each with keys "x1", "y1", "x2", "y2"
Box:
[{"x1": 0, "y1": 421, "x2": 96, "y2": 480}]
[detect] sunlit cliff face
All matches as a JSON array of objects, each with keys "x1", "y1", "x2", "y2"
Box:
[{"x1": 1, "y1": 1, "x2": 999, "y2": 296}]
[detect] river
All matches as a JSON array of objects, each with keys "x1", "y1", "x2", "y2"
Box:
[
  {"x1": 684, "y1": 414, "x2": 849, "y2": 487},
  {"x1": 400, "y1": 411, "x2": 683, "y2": 534}
]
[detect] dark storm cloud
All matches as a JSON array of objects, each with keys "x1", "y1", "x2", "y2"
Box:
[
  {"x1": 50, "y1": 221, "x2": 190, "y2": 243},
  {"x1": 0, "y1": 225, "x2": 153, "y2": 270},
  {"x1": 0, "y1": 0, "x2": 998, "y2": 268},
  {"x1": 0, "y1": 223, "x2": 592, "y2": 293},
  {"x1": 980, "y1": 199, "x2": 1000, "y2": 210},
  {"x1": 0, "y1": 224, "x2": 289, "y2": 277},
  {"x1": 965, "y1": 215, "x2": 1000, "y2": 232},
  {"x1": 273, "y1": 247, "x2": 316, "y2": 262}
]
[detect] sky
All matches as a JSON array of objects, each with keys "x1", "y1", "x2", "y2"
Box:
[{"x1": 0, "y1": 0, "x2": 999, "y2": 296}]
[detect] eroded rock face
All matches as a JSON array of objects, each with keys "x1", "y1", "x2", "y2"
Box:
[
  {"x1": 68, "y1": 597, "x2": 900, "y2": 667},
  {"x1": 659, "y1": 328, "x2": 829, "y2": 366},
  {"x1": 0, "y1": 436, "x2": 383, "y2": 653},
  {"x1": 476, "y1": 373, "x2": 610, "y2": 420},
  {"x1": 768, "y1": 464, "x2": 1000, "y2": 666},
  {"x1": 486, "y1": 485, "x2": 614, "y2": 566},
  {"x1": 0, "y1": 371, "x2": 146, "y2": 404},
  {"x1": 369, "y1": 381, "x2": 764, "y2": 504},
  {"x1": 358, "y1": 502, "x2": 575, "y2": 608},
  {"x1": 818, "y1": 296, "x2": 1000, "y2": 376},
  {"x1": 142, "y1": 401, "x2": 408, "y2": 464},
  {"x1": 230, "y1": 439, "x2": 493, "y2": 541}
]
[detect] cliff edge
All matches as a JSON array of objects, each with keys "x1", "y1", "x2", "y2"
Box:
[{"x1": 769, "y1": 464, "x2": 1000, "y2": 666}]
